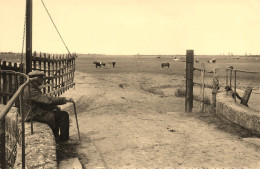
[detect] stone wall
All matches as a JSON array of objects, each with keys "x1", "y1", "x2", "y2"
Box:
[
  {"x1": 1, "y1": 105, "x2": 57, "y2": 169},
  {"x1": 4, "y1": 106, "x2": 19, "y2": 169},
  {"x1": 216, "y1": 91, "x2": 260, "y2": 133}
]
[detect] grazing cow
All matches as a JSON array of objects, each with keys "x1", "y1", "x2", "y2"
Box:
[
  {"x1": 93, "y1": 61, "x2": 105, "y2": 68},
  {"x1": 195, "y1": 59, "x2": 200, "y2": 63},
  {"x1": 161, "y1": 62, "x2": 170, "y2": 69},
  {"x1": 106, "y1": 62, "x2": 116, "y2": 68},
  {"x1": 112, "y1": 62, "x2": 116, "y2": 68},
  {"x1": 207, "y1": 59, "x2": 216, "y2": 63},
  {"x1": 101, "y1": 62, "x2": 106, "y2": 66}
]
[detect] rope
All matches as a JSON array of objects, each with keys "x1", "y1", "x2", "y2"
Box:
[{"x1": 40, "y1": 0, "x2": 71, "y2": 56}]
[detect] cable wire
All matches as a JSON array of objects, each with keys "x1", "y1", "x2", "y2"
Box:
[{"x1": 40, "y1": 0, "x2": 71, "y2": 56}]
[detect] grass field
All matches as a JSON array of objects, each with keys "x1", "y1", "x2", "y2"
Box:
[
  {"x1": 75, "y1": 54, "x2": 260, "y2": 111},
  {"x1": 75, "y1": 54, "x2": 260, "y2": 89}
]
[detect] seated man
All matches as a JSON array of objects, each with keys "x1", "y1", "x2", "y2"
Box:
[
  {"x1": 24, "y1": 71, "x2": 73, "y2": 143},
  {"x1": 225, "y1": 86, "x2": 252, "y2": 107}
]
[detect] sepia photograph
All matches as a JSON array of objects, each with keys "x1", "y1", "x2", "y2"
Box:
[{"x1": 0, "y1": 0, "x2": 260, "y2": 168}]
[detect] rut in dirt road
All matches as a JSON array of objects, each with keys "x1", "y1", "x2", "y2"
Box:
[{"x1": 60, "y1": 72, "x2": 260, "y2": 169}]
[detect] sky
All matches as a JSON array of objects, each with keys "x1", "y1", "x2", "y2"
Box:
[{"x1": 0, "y1": 0, "x2": 260, "y2": 55}]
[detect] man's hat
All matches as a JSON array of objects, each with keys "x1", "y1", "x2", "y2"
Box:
[{"x1": 28, "y1": 71, "x2": 46, "y2": 78}]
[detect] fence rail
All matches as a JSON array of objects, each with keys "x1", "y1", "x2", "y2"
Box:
[
  {"x1": 226, "y1": 66, "x2": 259, "y2": 105},
  {"x1": 0, "y1": 70, "x2": 29, "y2": 169},
  {"x1": 193, "y1": 63, "x2": 219, "y2": 112}
]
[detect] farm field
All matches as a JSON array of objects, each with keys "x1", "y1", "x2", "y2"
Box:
[
  {"x1": 75, "y1": 54, "x2": 260, "y2": 111},
  {"x1": 76, "y1": 54, "x2": 260, "y2": 85}
]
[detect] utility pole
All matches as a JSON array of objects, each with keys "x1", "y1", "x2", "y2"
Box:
[{"x1": 26, "y1": 0, "x2": 32, "y2": 74}]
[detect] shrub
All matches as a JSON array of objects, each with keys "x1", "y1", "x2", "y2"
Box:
[
  {"x1": 193, "y1": 95, "x2": 211, "y2": 105},
  {"x1": 175, "y1": 87, "x2": 186, "y2": 97}
]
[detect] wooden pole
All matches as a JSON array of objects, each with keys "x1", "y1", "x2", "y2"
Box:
[
  {"x1": 226, "y1": 68, "x2": 228, "y2": 95},
  {"x1": 26, "y1": 0, "x2": 32, "y2": 74},
  {"x1": 234, "y1": 70, "x2": 237, "y2": 102},
  {"x1": 212, "y1": 67, "x2": 219, "y2": 113},
  {"x1": 201, "y1": 63, "x2": 205, "y2": 112},
  {"x1": 185, "y1": 50, "x2": 194, "y2": 112}
]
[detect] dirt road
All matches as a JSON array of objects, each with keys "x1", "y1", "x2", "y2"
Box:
[{"x1": 59, "y1": 71, "x2": 260, "y2": 168}]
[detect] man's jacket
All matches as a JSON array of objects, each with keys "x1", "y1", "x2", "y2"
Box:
[{"x1": 24, "y1": 82, "x2": 67, "y2": 119}]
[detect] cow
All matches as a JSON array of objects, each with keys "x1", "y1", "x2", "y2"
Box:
[
  {"x1": 112, "y1": 62, "x2": 116, "y2": 68},
  {"x1": 101, "y1": 62, "x2": 106, "y2": 66},
  {"x1": 161, "y1": 62, "x2": 170, "y2": 69},
  {"x1": 207, "y1": 59, "x2": 216, "y2": 63},
  {"x1": 93, "y1": 61, "x2": 105, "y2": 68},
  {"x1": 105, "y1": 62, "x2": 116, "y2": 68},
  {"x1": 195, "y1": 59, "x2": 200, "y2": 63}
]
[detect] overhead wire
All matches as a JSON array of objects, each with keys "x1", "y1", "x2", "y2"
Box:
[{"x1": 40, "y1": 0, "x2": 71, "y2": 56}]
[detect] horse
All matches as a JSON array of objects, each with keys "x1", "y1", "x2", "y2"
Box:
[{"x1": 161, "y1": 62, "x2": 170, "y2": 69}]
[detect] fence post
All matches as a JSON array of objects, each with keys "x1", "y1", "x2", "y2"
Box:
[
  {"x1": 0, "y1": 118, "x2": 6, "y2": 169},
  {"x1": 234, "y1": 70, "x2": 237, "y2": 102},
  {"x1": 58, "y1": 55, "x2": 61, "y2": 96},
  {"x1": 3, "y1": 62, "x2": 7, "y2": 104},
  {"x1": 212, "y1": 67, "x2": 219, "y2": 113},
  {"x1": 230, "y1": 69, "x2": 232, "y2": 88},
  {"x1": 33, "y1": 51, "x2": 36, "y2": 71},
  {"x1": 43, "y1": 53, "x2": 47, "y2": 94},
  {"x1": 55, "y1": 55, "x2": 58, "y2": 96},
  {"x1": 226, "y1": 68, "x2": 228, "y2": 95},
  {"x1": 201, "y1": 63, "x2": 205, "y2": 112},
  {"x1": 51, "y1": 55, "x2": 54, "y2": 95},
  {"x1": 185, "y1": 50, "x2": 194, "y2": 112},
  {"x1": 47, "y1": 54, "x2": 51, "y2": 93}
]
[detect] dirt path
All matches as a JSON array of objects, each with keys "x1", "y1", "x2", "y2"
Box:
[{"x1": 59, "y1": 71, "x2": 260, "y2": 168}]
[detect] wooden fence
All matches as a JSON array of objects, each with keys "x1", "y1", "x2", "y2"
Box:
[
  {"x1": 0, "y1": 61, "x2": 24, "y2": 105},
  {"x1": 0, "y1": 52, "x2": 77, "y2": 103},
  {"x1": 185, "y1": 50, "x2": 219, "y2": 113},
  {"x1": 32, "y1": 52, "x2": 76, "y2": 96},
  {"x1": 193, "y1": 64, "x2": 219, "y2": 112}
]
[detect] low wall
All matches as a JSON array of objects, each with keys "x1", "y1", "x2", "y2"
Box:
[
  {"x1": 216, "y1": 91, "x2": 260, "y2": 133},
  {"x1": 1, "y1": 104, "x2": 57, "y2": 168}
]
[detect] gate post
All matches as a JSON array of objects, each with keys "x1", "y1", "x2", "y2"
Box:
[
  {"x1": 26, "y1": 0, "x2": 33, "y2": 74},
  {"x1": 212, "y1": 67, "x2": 219, "y2": 113},
  {"x1": 185, "y1": 50, "x2": 194, "y2": 112}
]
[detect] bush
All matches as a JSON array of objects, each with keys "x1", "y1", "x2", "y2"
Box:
[
  {"x1": 193, "y1": 95, "x2": 211, "y2": 105},
  {"x1": 175, "y1": 87, "x2": 186, "y2": 97}
]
